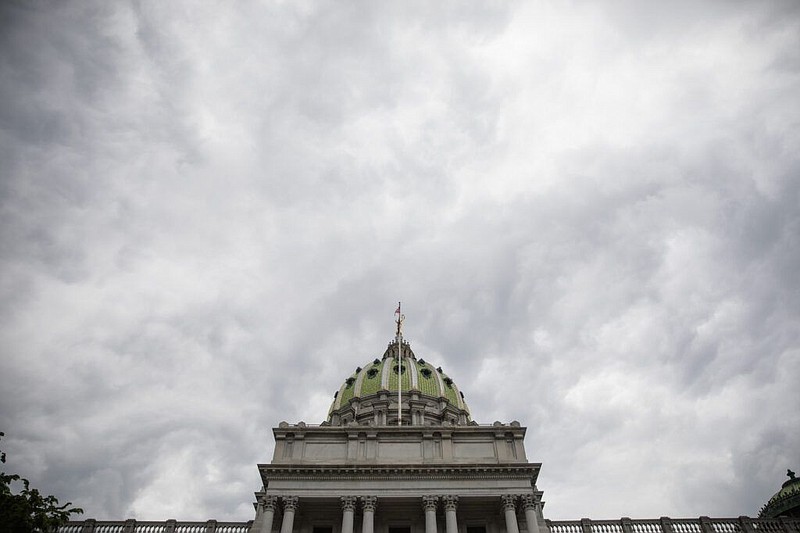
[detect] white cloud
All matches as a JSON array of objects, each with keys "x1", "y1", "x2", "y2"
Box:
[{"x1": 1, "y1": 0, "x2": 798, "y2": 523}]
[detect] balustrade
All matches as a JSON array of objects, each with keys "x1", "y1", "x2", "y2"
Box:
[
  {"x1": 58, "y1": 514, "x2": 800, "y2": 533},
  {"x1": 546, "y1": 518, "x2": 800, "y2": 533},
  {"x1": 56, "y1": 522, "x2": 253, "y2": 533},
  {"x1": 591, "y1": 521, "x2": 624, "y2": 533}
]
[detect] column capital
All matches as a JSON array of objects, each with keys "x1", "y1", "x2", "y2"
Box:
[
  {"x1": 260, "y1": 495, "x2": 279, "y2": 512},
  {"x1": 361, "y1": 496, "x2": 378, "y2": 513},
  {"x1": 501, "y1": 494, "x2": 517, "y2": 512},
  {"x1": 520, "y1": 494, "x2": 537, "y2": 510},
  {"x1": 282, "y1": 496, "x2": 299, "y2": 512},
  {"x1": 422, "y1": 495, "x2": 439, "y2": 512},
  {"x1": 442, "y1": 495, "x2": 459, "y2": 511},
  {"x1": 341, "y1": 496, "x2": 358, "y2": 512}
]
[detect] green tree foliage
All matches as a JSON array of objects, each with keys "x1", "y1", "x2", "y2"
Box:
[{"x1": 0, "y1": 432, "x2": 83, "y2": 533}]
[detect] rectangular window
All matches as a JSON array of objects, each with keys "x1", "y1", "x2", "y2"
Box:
[
  {"x1": 313, "y1": 527, "x2": 333, "y2": 533},
  {"x1": 389, "y1": 527, "x2": 411, "y2": 533},
  {"x1": 467, "y1": 527, "x2": 487, "y2": 533}
]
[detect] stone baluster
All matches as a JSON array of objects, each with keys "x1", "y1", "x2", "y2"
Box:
[
  {"x1": 501, "y1": 495, "x2": 520, "y2": 533},
  {"x1": 342, "y1": 496, "x2": 358, "y2": 533},
  {"x1": 422, "y1": 496, "x2": 439, "y2": 533},
  {"x1": 362, "y1": 496, "x2": 378, "y2": 533},
  {"x1": 521, "y1": 494, "x2": 542, "y2": 533},
  {"x1": 280, "y1": 496, "x2": 299, "y2": 533},
  {"x1": 442, "y1": 495, "x2": 459, "y2": 533}
]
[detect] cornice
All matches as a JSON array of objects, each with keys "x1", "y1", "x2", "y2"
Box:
[
  {"x1": 273, "y1": 423, "x2": 527, "y2": 437},
  {"x1": 258, "y1": 463, "x2": 540, "y2": 481}
]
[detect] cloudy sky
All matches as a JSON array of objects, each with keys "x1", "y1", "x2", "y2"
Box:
[{"x1": 1, "y1": 0, "x2": 799, "y2": 524}]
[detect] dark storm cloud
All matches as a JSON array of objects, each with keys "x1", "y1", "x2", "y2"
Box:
[{"x1": 1, "y1": 0, "x2": 798, "y2": 523}]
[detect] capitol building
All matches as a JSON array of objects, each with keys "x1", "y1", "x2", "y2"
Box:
[{"x1": 60, "y1": 321, "x2": 800, "y2": 533}]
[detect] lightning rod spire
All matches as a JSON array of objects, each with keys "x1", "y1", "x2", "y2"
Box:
[{"x1": 394, "y1": 302, "x2": 405, "y2": 426}]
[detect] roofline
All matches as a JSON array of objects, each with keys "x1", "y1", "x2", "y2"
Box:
[{"x1": 273, "y1": 422, "x2": 527, "y2": 436}]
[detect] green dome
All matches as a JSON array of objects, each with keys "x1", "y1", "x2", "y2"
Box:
[
  {"x1": 327, "y1": 340, "x2": 471, "y2": 426},
  {"x1": 760, "y1": 469, "x2": 800, "y2": 519}
]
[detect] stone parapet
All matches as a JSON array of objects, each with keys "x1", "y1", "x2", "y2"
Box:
[
  {"x1": 544, "y1": 517, "x2": 800, "y2": 533},
  {"x1": 60, "y1": 516, "x2": 800, "y2": 533},
  {"x1": 271, "y1": 422, "x2": 528, "y2": 464}
]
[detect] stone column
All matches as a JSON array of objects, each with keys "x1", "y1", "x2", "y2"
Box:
[
  {"x1": 521, "y1": 495, "x2": 540, "y2": 533},
  {"x1": 260, "y1": 496, "x2": 278, "y2": 533},
  {"x1": 362, "y1": 496, "x2": 378, "y2": 533},
  {"x1": 422, "y1": 496, "x2": 439, "y2": 533},
  {"x1": 442, "y1": 495, "x2": 459, "y2": 533},
  {"x1": 280, "y1": 496, "x2": 299, "y2": 533},
  {"x1": 501, "y1": 495, "x2": 520, "y2": 533},
  {"x1": 342, "y1": 496, "x2": 358, "y2": 533}
]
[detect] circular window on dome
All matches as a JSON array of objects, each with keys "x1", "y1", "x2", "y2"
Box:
[
  {"x1": 392, "y1": 365, "x2": 406, "y2": 374},
  {"x1": 345, "y1": 377, "x2": 356, "y2": 388},
  {"x1": 443, "y1": 377, "x2": 453, "y2": 388},
  {"x1": 420, "y1": 368, "x2": 432, "y2": 378},
  {"x1": 367, "y1": 368, "x2": 379, "y2": 378}
]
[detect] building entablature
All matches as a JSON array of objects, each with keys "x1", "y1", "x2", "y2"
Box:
[{"x1": 258, "y1": 463, "x2": 541, "y2": 481}]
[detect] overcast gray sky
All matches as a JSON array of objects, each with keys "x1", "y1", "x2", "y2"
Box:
[{"x1": 1, "y1": 0, "x2": 799, "y2": 523}]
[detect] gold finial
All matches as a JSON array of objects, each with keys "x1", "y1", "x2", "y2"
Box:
[{"x1": 394, "y1": 302, "x2": 405, "y2": 337}]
